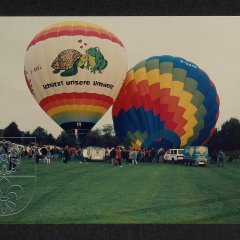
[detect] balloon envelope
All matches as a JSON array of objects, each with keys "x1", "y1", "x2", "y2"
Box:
[
  {"x1": 24, "y1": 21, "x2": 128, "y2": 140},
  {"x1": 112, "y1": 56, "x2": 220, "y2": 149}
]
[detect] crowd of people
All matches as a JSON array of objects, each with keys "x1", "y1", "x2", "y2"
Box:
[
  {"x1": 31, "y1": 145, "x2": 85, "y2": 164},
  {"x1": 5, "y1": 144, "x2": 239, "y2": 168},
  {"x1": 105, "y1": 147, "x2": 166, "y2": 167},
  {"x1": 15, "y1": 145, "x2": 166, "y2": 166}
]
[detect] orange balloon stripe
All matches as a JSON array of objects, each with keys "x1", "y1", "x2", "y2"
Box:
[
  {"x1": 41, "y1": 98, "x2": 111, "y2": 113},
  {"x1": 39, "y1": 92, "x2": 113, "y2": 113},
  {"x1": 27, "y1": 25, "x2": 124, "y2": 50},
  {"x1": 113, "y1": 77, "x2": 188, "y2": 137}
]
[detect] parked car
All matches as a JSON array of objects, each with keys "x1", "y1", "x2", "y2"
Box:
[
  {"x1": 164, "y1": 149, "x2": 184, "y2": 163},
  {"x1": 183, "y1": 146, "x2": 208, "y2": 166}
]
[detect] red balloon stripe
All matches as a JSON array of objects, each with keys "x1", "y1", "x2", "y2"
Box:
[
  {"x1": 27, "y1": 25, "x2": 124, "y2": 51},
  {"x1": 39, "y1": 92, "x2": 113, "y2": 113}
]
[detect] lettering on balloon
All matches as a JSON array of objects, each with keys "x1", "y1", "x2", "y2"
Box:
[
  {"x1": 30, "y1": 65, "x2": 42, "y2": 74},
  {"x1": 42, "y1": 80, "x2": 114, "y2": 90},
  {"x1": 180, "y1": 60, "x2": 197, "y2": 69},
  {"x1": 66, "y1": 80, "x2": 90, "y2": 86},
  {"x1": 93, "y1": 81, "x2": 113, "y2": 89},
  {"x1": 43, "y1": 81, "x2": 64, "y2": 90}
]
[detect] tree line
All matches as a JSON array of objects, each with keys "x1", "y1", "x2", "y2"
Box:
[
  {"x1": 0, "y1": 122, "x2": 121, "y2": 148},
  {"x1": 1, "y1": 118, "x2": 240, "y2": 152}
]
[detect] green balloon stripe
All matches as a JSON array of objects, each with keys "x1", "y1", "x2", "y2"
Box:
[
  {"x1": 160, "y1": 62, "x2": 174, "y2": 74},
  {"x1": 127, "y1": 57, "x2": 212, "y2": 146},
  {"x1": 134, "y1": 130, "x2": 148, "y2": 143},
  {"x1": 52, "y1": 111, "x2": 103, "y2": 124},
  {"x1": 133, "y1": 60, "x2": 147, "y2": 72},
  {"x1": 172, "y1": 68, "x2": 187, "y2": 82},
  {"x1": 145, "y1": 58, "x2": 160, "y2": 72},
  {"x1": 183, "y1": 77, "x2": 198, "y2": 92}
]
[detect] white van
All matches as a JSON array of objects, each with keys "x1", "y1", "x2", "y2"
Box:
[
  {"x1": 164, "y1": 149, "x2": 184, "y2": 163},
  {"x1": 83, "y1": 146, "x2": 106, "y2": 161}
]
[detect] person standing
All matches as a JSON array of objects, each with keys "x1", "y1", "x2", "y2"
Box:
[
  {"x1": 158, "y1": 148, "x2": 164, "y2": 163},
  {"x1": 0, "y1": 145, "x2": 5, "y2": 155},
  {"x1": 47, "y1": 149, "x2": 52, "y2": 164},
  {"x1": 115, "y1": 147, "x2": 122, "y2": 167},
  {"x1": 63, "y1": 145, "x2": 69, "y2": 163},
  {"x1": 217, "y1": 150, "x2": 225, "y2": 167},
  {"x1": 34, "y1": 147, "x2": 40, "y2": 164},
  {"x1": 77, "y1": 147, "x2": 82, "y2": 162},
  {"x1": 140, "y1": 149, "x2": 145, "y2": 163},
  {"x1": 212, "y1": 152, "x2": 217, "y2": 164},
  {"x1": 110, "y1": 147, "x2": 116, "y2": 165},
  {"x1": 40, "y1": 146, "x2": 48, "y2": 164},
  {"x1": 9, "y1": 147, "x2": 20, "y2": 171},
  {"x1": 150, "y1": 148, "x2": 156, "y2": 163},
  {"x1": 132, "y1": 149, "x2": 138, "y2": 165},
  {"x1": 121, "y1": 148, "x2": 128, "y2": 164},
  {"x1": 28, "y1": 147, "x2": 33, "y2": 159},
  {"x1": 105, "y1": 147, "x2": 111, "y2": 163}
]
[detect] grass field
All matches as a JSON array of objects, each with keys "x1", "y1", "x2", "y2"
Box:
[{"x1": 1, "y1": 158, "x2": 240, "y2": 223}]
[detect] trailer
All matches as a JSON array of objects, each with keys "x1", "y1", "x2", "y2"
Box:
[
  {"x1": 183, "y1": 146, "x2": 208, "y2": 166},
  {"x1": 83, "y1": 146, "x2": 106, "y2": 161}
]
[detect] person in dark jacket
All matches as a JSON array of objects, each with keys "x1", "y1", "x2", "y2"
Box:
[
  {"x1": 63, "y1": 146, "x2": 69, "y2": 163},
  {"x1": 110, "y1": 148, "x2": 116, "y2": 165},
  {"x1": 40, "y1": 147, "x2": 48, "y2": 164},
  {"x1": 217, "y1": 150, "x2": 225, "y2": 167}
]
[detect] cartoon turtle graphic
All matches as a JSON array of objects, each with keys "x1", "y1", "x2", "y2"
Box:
[
  {"x1": 51, "y1": 49, "x2": 84, "y2": 77},
  {"x1": 51, "y1": 47, "x2": 107, "y2": 77}
]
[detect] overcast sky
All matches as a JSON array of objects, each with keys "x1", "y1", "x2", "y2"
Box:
[{"x1": 0, "y1": 17, "x2": 240, "y2": 137}]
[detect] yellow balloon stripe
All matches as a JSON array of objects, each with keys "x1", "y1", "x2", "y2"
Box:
[
  {"x1": 131, "y1": 139, "x2": 142, "y2": 150},
  {"x1": 159, "y1": 73, "x2": 172, "y2": 89},
  {"x1": 183, "y1": 117, "x2": 198, "y2": 132},
  {"x1": 47, "y1": 104, "x2": 107, "y2": 117},
  {"x1": 134, "y1": 68, "x2": 147, "y2": 84},
  {"x1": 170, "y1": 81, "x2": 184, "y2": 97},
  {"x1": 52, "y1": 110, "x2": 103, "y2": 119},
  {"x1": 180, "y1": 91, "x2": 193, "y2": 102},
  {"x1": 124, "y1": 69, "x2": 135, "y2": 86},
  {"x1": 43, "y1": 21, "x2": 106, "y2": 31},
  {"x1": 147, "y1": 69, "x2": 160, "y2": 86},
  {"x1": 182, "y1": 104, "x2": 198, "y2": 120},
  {"x1": 181, "y1": 129, "x2": 194, "y2": 146},
  {"x1": 123, "y1": 67, "x2": 206, "y2": 146}
]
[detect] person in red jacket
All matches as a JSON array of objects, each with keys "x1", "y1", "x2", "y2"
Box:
[{"x1": 115, "y1": 147, "x2": 122, "y2": 167}]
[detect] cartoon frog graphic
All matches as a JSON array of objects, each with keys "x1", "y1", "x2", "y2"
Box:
[
  {"x1": 78, "y1": 54, "x2": 89, "y2": 69},
  {"x1": 51, "y1": 46, "x2": 108, "y2": 77},
  {"x1": 85, "y1": 47, "x2": 108, "y2": 73}
]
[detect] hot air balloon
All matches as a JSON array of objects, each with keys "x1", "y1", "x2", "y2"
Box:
[
  {"x1": 24, "y1": 21, "x2": 128, "y2": 142},
  {"x1": 112, "y1": 55, "x2": 220, "y2": 149}
]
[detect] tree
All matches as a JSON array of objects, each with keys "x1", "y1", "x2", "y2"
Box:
[
  {"x1": 56, "y1": 131, "x2": 75, "y2": 147},
  {"x1": 220, "y1": 118, "x2": 240, "y2": 151},
  {"x1": 47, "y1": 133, "x2": 56, "y2": 145},
  {"x1": 82, "y1": 129, "x2": 103, "y2": 147},
  {"x1": 3, "y1": 122, "x2": 22, "y2": 143},
  {"x1": 101, "y1": 124, "x2": 115, "y2": 136},
  {"x1": 207, "y1": 128, "x2": 223, "y2": 153},
  {"x1": 0, "y1": 129, "x2": 3, "y2": 137},
  {"x1": 32, "y1": 126, "x2": 49, "y2": 146},
  {"x1": 22, "y1": 130, "x2": 35, "y2": 145}
]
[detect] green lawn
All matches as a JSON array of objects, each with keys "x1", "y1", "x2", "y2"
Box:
[{"x1": 1, "y1": 158, "x2": 240, "y2": 223}]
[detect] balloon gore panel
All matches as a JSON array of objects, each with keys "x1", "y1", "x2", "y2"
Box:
[{"x1": 112, "y1": 56, "x2": 220, "y2": 149}]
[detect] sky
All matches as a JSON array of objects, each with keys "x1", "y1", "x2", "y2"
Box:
[{"x1": 0, "y1": 16, "x2": 240, "y2": 138}]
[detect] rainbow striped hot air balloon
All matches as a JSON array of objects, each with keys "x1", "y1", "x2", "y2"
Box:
[
  {"x1": 112, "y1": 55, "x2": 220, "y2": 149},
  {"x1": 24, "y1": 21, "x2": 127, "y2": 141}
]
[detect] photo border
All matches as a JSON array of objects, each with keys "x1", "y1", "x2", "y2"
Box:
[{"x1": 0, "y1": 0, "x2": 239, "y2": 239}]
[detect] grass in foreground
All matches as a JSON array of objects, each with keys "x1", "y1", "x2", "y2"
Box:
[{"x1": 1, "y1": 158, "x2": 240, "y2": 223}]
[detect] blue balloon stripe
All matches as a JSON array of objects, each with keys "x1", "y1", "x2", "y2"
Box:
[{"x1": 113, "y1": 55, "x2": 220, "y2": 149}]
